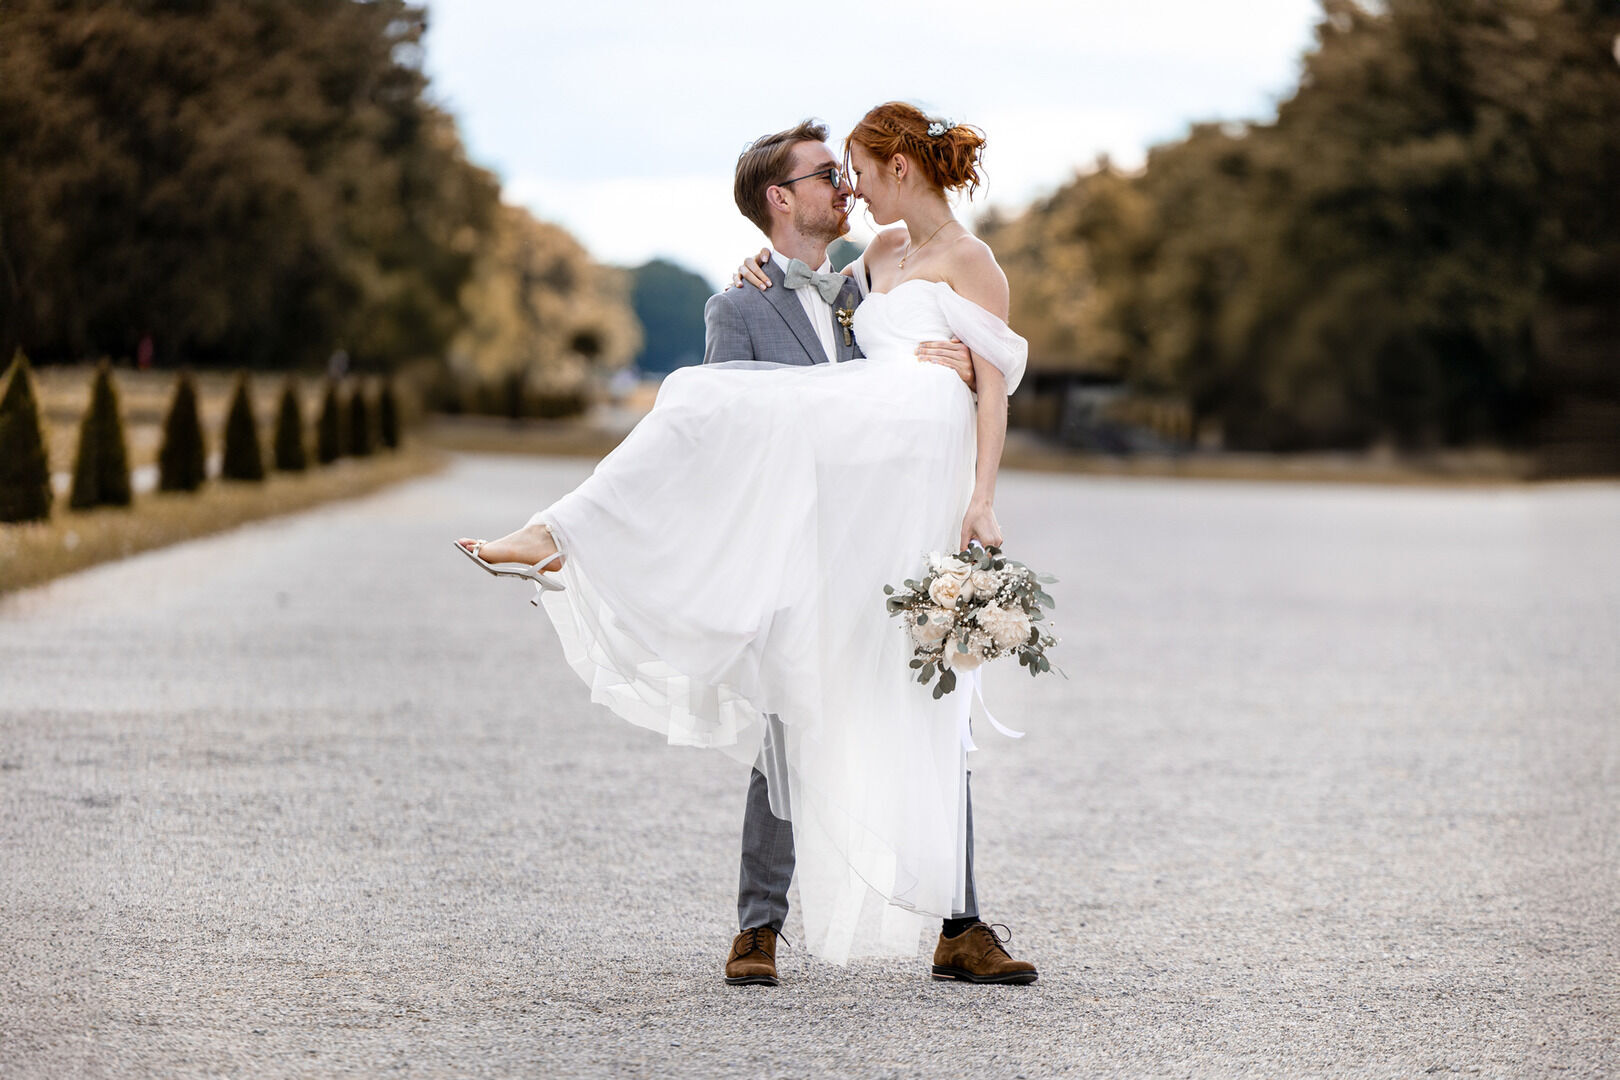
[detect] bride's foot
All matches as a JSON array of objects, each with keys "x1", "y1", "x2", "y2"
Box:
[{"x1": 456, "y1": 523, "x2": 565, "y2": 572}]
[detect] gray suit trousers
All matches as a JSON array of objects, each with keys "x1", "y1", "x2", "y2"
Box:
[{"x1": 737, "y1": 749, "x2": 981, "y2": 932}]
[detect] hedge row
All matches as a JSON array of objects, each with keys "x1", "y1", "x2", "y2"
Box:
[{"x1": 0, "y1": 353, "x2": 402, "y2": 523}]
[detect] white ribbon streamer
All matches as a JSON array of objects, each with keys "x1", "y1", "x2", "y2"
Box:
[{"x1": 954, "y1": 667, "x2": 1026, "y2": 753}]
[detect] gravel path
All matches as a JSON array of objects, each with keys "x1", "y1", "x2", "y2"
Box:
[{"x1": 2, "y1": 455, "x2": 1616, "y2": 1079}]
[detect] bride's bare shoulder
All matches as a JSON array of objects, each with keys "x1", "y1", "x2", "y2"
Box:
[{"x1": 941, "y1": 235, "x2": 1009, "y2": 320}]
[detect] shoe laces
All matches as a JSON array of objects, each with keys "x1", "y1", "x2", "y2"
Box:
[
  {"x1": 734, "y1": 926, "x2": 790, "y2": 961},
  {"x1": 971, "y1": 922, "x2": 1014, "y2": 960}
]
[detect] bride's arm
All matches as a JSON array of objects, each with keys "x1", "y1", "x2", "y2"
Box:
[
  {"x1": 960, "y1": 358, "x2": 1008, "y2": 550},
  {"x1": 948, "y1": 244, "x2": 1013, "y2": 552}
]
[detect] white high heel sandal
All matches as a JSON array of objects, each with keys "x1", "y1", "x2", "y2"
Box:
[{"x1": 454, "y1": 539, "x2": 566, "y2": 604}]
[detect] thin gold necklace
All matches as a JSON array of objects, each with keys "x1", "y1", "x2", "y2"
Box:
[{"x1": 898, "y1": 219, "x2": 956, "y2": 269}]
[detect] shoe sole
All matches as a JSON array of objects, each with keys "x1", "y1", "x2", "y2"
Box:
[
  {"x1": 930, "y1": 965, "x2": 1038, "y2": 985},
  {"x1": 724, "y1": 974, "x2": 779, "y2": 986}
]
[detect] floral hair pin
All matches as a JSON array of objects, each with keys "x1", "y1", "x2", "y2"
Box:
[{"x1": 926, "y1": 119, "x2": 957, "y2": 138}]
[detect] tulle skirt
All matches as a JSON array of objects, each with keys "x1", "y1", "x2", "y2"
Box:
[{"x1": 535, "y1": 355, "x2": 977, "y2": 961}]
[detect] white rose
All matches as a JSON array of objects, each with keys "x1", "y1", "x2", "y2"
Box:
[
  {"x1": 943, "y1": 634, "x2": 984, "y2": 671},
  {"x1": 928, "y1": 562, "x2": 971, "y2": 607},
  {"x1": 910, "y1": 607, "x2": 953, "y2": 649},
  {"x1": 976, "y1": 604, "x2": 1032, "y2": 650}
]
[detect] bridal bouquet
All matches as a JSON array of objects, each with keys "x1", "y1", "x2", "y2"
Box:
[{"x1": 884, "y1": 546, "x2": 1058, "y2": 698}]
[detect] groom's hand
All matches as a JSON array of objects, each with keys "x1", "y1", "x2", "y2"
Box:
[{"x1": 917, "y1": 339, "x2": 977, "y2": 391}]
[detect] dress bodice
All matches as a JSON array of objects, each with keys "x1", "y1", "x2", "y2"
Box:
[{"x1": 851, "y1": 279, "x2": 1028, "y2": 394}]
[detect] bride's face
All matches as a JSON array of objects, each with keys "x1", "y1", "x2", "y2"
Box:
[{"x1": 848, "y1": 143, "x2": 900, "y2": 227}]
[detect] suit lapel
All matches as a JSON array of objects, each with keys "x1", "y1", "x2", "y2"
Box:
[
  {"x1": 764, "y1": 260, "x2": 831, "y2": 366},
  {"x1": 834, "y1": 276, "x2": 862, "y2": 362}
]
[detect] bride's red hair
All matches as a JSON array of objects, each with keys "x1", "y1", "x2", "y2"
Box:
[{"x1": 846, "y1": 103, "x2": 986, "y2": 197}]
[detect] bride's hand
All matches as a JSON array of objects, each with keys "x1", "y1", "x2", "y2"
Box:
[
  {"x1": 916, "y1": 338, "x2": 977, "y2": 391},
  {"x1": 728, "y1": 249, "x2": 772, "y2": 291},
  {"x1": 959, "y1": 499, "x2": 1003, "y2": 552}
]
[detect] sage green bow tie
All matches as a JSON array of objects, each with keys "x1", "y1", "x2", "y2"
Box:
[{"x1": 783, "y1": 259, "x2": 845, "y2": 305}]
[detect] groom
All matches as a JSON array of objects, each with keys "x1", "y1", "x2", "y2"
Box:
[{"x1": 705, "y1": 120, "x2": 1037, "y2": 987}]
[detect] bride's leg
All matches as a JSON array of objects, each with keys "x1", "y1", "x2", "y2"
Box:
[{"x1": 456, "y1": 522, "x2": 564, "y2": 569}]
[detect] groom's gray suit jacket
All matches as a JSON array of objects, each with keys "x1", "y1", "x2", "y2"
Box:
[
  {"x1": 701, "y1": 255, "x2": 980, "y2": 933},
  {"x1": 702, "y1": 258, "x2": 864, "y2": 367}
]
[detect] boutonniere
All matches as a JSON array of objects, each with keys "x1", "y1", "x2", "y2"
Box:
[{"x1": 835, "y1": 307, "x2": 855, "y2": 348}]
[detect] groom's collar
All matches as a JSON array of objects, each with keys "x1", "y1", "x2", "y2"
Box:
[{"x1": 770, "y1": 248, "x2": 832, "y2": 275}]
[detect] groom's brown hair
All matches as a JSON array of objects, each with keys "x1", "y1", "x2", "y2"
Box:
[{"x1": 734, "y1": 120, "x2": 830, "y2": 235}]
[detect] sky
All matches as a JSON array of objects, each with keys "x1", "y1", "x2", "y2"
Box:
[{"x1": 421, "y1": 1, "x2": 1325, "y2": 290}]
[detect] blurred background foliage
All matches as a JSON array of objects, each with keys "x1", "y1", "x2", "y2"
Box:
[
  {"x1": 627, "y1": 260, "x2": 713, "y2": 377},
  {"x1": 984, "y1": 0, "x2": 1620, "y2": 468},
  {"x1": 445, "y1": 204, "x2": 640, "y2": 415},
  {"x1": 0, "y1": 0, "x2": 639, "y2": 413},
  {"x1": 2, "y1": 0, "x2": 1617, "y2": 468}
]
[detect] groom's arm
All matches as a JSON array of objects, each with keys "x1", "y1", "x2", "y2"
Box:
[{"x1": 703, "y1": 291, "x2": 756, "y2": 365}]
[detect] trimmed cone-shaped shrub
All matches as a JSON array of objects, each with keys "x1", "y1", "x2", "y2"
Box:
[
  {"x1": 274, "y1": 377, "x2": 307, "y2": 472},
  {"x1": 347, "y1": 380, "x2": 374, "y2": 457},
  {"x1": 0, "y1": 350, "x2": 53, "y2": 522},
  {"x1": 316, "y1": 379, "x2": 343, "y2": 464},
  {"x1": 220, "y1": 372, "x2": 265, "y2": 481},
  {"x1": 377, "y1": 379, "x2": 401, "y2": 450},
  {"x1": 69, "y1": 361, "x2": 133, "y2": 510},
  {"x1": 158, "y1": 372, "x2": 207, "y2": 492}
]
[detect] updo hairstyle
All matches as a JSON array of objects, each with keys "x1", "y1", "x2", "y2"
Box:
[{"x1": 845, "y1": 102, "x2": 986, "y2": 197}]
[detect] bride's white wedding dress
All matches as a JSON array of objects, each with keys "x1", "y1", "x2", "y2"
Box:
[{"x1": 531, "y1": 278, "x2": 1027, "y2": 962}]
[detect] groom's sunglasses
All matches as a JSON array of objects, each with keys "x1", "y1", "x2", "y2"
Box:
[{"x1": 779, "y1": 164, "x2": 848, "y2": 191}]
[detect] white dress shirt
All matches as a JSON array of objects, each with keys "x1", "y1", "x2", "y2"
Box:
[{"x1": 771, "y1": 250, "x2": 841, "y2": 363}]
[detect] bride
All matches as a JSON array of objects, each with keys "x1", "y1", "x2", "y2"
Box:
[{"x1": 457, "y1": 103, "x2": 1032, "y2": 971}]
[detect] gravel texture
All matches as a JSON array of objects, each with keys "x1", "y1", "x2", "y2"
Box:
[{"x1": 2, "y1": 454, "x2": 1616, "y2": 1079}]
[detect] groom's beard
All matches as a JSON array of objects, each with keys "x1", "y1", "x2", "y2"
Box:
[{"x1": 796, "y1": 199, "x2": 851, "y2": 244}]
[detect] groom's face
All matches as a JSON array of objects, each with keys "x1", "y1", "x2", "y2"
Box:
[{"x1": 781, "y1": 141, "x2": 853, "y2": 243}]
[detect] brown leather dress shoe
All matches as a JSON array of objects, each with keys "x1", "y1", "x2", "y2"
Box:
[
  {"x1": 725, "y1": 926, "x2": 780, "y2": 986},
  {"x1": 931, "y1": 922, "x2": 1038, "y2": 985}
]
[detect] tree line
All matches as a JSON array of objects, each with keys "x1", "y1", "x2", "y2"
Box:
[
  {"x1": 984, "y1": 0, "x2": 1620, "y2": 464},
  {"x1": 0, "y1": 0, "x2": 639, "y2": 404}
]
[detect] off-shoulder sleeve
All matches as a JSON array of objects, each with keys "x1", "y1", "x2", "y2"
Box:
[
  {"x1": 935, "y1": 284, "x2": 1028, "y2": 395},
  {"x1": 844, "y1": 253, "x2": 870, "y2": 298}
]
